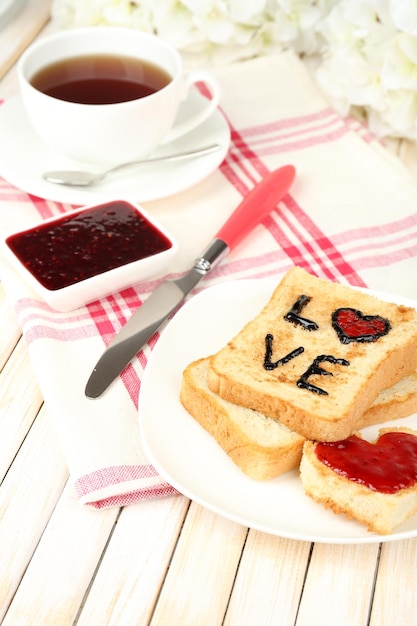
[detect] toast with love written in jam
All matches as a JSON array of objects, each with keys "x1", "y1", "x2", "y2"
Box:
[{"x1": 207, "y1": 266, "x2": 417, "y2": 442}]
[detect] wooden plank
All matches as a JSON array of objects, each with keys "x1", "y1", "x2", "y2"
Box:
[
  {"x1": 0, "y1": 337, "x2": 43, "y2": 480},
  {"x1": 370, "y1": 538, "x2": 417, "y2": 625},
  {"x1": 0, "y1": 405, "x2": 68, "y2": 621},
  {"x1": 3, "y1": 482, "x2": 118, "y2": 626},
  {"x1": 77, "y1": 496, "x2": 190, "y2": 625},
  {"x1": 0, "y1": 0, "x2": 52, "y2": 81},
  {"x1": 296, "y1": 542, "x2": 380, "y2": 626},
  {"x1": 150, "y1": 501, "x2": 248, "y2": 626},
  {"x1": 224, "y1": 531, "x2": 311, "y2": 626}
]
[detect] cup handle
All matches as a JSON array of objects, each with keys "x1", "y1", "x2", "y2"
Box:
[{"x1": 162, "y1": 70, "x2": 220, "y2": 144}]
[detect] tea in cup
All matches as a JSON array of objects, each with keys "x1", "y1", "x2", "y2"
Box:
[{"x1": 18, "y1": 27, "x2": 221, "y2": 166}]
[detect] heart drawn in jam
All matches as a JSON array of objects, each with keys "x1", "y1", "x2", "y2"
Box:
[
  {"x1": 315, "y1": 432, "x2": 417, "y2": 493},
  {"x1": 332, "y1": 308, "x2": 391, "y2": 344}
]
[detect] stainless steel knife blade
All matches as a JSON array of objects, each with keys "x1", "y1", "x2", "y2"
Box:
[
  {"x1": 85, "y1": 164, "x2": 296, "y2": 398},
  {"x1": 85, "y1": 249, "x2": 225, "y2": 399}
]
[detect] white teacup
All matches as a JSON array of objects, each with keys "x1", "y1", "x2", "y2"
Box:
[{"x1": 18, "y1": 27, "x2": 220, "y2": 166}]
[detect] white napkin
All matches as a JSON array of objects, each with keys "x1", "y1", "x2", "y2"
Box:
[{"x1": 2, "y1": 50, "x2": 417, "y2": 508}]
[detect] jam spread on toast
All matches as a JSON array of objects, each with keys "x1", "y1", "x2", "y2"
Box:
[{"x1": 315, "y1": 432, "x2": 417, "y2": 493}]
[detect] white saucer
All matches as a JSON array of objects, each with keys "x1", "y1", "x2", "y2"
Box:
[{"x1": 0, "y1": 91, "x2": 230, "y2": 205}]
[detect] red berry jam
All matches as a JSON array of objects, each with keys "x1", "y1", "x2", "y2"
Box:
[
  {"x1": 332, "y1": 308, "x2": 390, "y2": 344},
  {"x1": 315, "y1": 432, "x2": 417, "y2": 494},
  {"x1": 6, "y1": 200, "x2": 172, "y2": 290}
]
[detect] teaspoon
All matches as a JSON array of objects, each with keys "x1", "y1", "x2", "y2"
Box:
[{"x1": 43, "y1": 143, "x2": 221, "y2": 187}]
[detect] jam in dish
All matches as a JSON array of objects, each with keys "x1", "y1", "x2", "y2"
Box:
[{"x1": 6, "y1": 200, "x2": 172, "y2": 290}]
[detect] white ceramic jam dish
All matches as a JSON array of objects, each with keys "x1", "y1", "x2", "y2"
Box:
[{"x1": 2, "y1": 199, "x2": 178, "y2": 312}]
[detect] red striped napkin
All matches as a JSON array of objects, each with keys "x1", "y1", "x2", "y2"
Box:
[{"x1": 1, "y1": 50, "x2": 417, "y2": 508}]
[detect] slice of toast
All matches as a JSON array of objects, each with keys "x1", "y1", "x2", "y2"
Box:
[
  {"x1": 357, "y1": 372, "x2": 417, "y2": 428},
  {"x1": 180, "y1": 357, "x2": 304, "y2": 480},
  {"x1": 208, "y1": 266, "x2": 417, "y2": 441},
  {"x1": 299, "y1": 427, "x2": 417, "y2": 534},
  {"x1": 180, "y1": 357, "x2": 417, "y2": 481}
]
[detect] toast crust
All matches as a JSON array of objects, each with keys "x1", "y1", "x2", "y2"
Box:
[
  {"x1": 208, "y1": 267, "x2": 417, "y2": 441},
  {"x1": 180, "y1": 357, "x2": 304, "y2": 480},
  {"x1": 357, "y1": 372, "x2": 417, "y2": 428}
]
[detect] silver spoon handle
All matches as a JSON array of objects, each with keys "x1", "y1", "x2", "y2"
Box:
[{"x1": 106, "y1": 143, "x2": 220, "y2": 176}]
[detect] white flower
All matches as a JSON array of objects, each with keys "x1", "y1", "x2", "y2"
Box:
[
  {"x1": 51, "y1": 0, "x2": 154, "y2": 30},
  {"x1": 51, "y1": 0, "x2": 336, "y2": 61},
  {"x1": 268, "y1": 0, "x2": 335, "y2": 55},
  {"x1": 316, "y1": 0, "x2": 417, "y2": 139},
  {"x1": 390, "y1": 0, "x2": 417, "y2": 36}
]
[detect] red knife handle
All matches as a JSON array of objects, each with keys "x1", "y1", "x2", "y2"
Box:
[{"x1": 216, "y1": 164, "x2": 295, "y2": 251}]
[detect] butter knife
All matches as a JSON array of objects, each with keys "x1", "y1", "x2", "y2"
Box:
[{"x1": 85, "y1": 164, "x2": 296, "y2": 398}]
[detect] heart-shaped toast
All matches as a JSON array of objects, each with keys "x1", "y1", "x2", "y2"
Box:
[
  {"x1": 315, "y1": 431, "x2": 417, "y2": 493},
  {"x1": 332, "y1": 308, "x2": 391, "y2": 344}
]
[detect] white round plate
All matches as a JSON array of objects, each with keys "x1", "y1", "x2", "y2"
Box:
[
  {"x1": 0, "y1": 91, "x2": 230, "y2": 205},
  {"x1": 139, "y1": 277, "x2": 417, "y2": 544}
]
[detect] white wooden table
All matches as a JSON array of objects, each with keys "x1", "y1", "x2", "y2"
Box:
[{"x1": 1, "y1": 3, "x2": 417, "y2": 625}]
